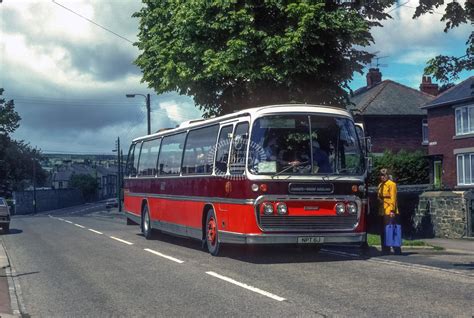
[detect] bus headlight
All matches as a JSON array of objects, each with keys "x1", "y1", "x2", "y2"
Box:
[
  {"x1": 346, "y1": 202, "x2": 358, "y2": 215},
  {"x1": 276, "y1": 202, "x2": 288, "y2": 215},
  {"x1": 262, "y1": 202, "x2": 274, "y2": 215},
  {"x1": 335, "y1": 202, "x2": 345, "y2": 215}
]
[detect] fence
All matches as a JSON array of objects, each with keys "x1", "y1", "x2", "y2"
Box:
[{"x1": 13, "y1": 189, "x2": 84, "y2": 215}]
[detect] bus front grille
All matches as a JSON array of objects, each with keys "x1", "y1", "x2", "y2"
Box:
[{"x1": 258, "y1": 215, "x2": 358, "y2": 232}]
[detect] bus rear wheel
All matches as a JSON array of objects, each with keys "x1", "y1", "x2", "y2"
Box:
[
  {"x1": 205, "y1": 209, "x2": 220, "y2": 256},
  {"x1": 142, "y1": 205, "x2": 152, "y2": 240}
]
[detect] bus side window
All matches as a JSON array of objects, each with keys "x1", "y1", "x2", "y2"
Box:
[
  {"x1": 137, "y1": 138, "x2": 161, "y2": 177},
  {"x1": 229, "y1": 122, "x2": 249, "y2": 175},
  {"x1": 182, "y1": 125, "x2": 219, "y2": 175},
  {"x1": 125, "y1": 143, "x2": 138, "y2": 177},
  {"x1": 214, "y1": 125, "x2": 233, "y2": 175},
  {"x1": 158, "y1": 133, "x2": 186, "y2": 175}
]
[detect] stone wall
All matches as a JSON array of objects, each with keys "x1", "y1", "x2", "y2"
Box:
[
  {"x1": 13, "y1": 189, "x2": 84, "y2": 215},
  {"x1": 367, "y1": 185, "x2": 428, "y2": 237},
  {"x1": 414, "y1": 191, "x2": 471, "y2": 239}
]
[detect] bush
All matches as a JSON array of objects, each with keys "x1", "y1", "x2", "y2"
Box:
[{"x1": 368, "y1": 150, "x2": 429, "y2": 186}]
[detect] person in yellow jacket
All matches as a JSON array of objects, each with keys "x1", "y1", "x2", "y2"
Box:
[{"x1": 378, "y1": 168, "x2": 401, "y2": 255}]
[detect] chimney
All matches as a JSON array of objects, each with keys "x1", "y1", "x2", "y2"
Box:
[
  {"x1": 366, "y1": 68, "x2": 382, "y2": 87},
  {"x1": 420, "y1": 76, "x2": 439, "y2": 96}
]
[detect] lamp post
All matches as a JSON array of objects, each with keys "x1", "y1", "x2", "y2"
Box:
[{"x1": 126, "y1": 93, "x2": 151, "y2": 135}]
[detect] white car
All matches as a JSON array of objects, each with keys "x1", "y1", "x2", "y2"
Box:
[{"x1": 0, "y1": 197, "x2": 11, "y2": 233}]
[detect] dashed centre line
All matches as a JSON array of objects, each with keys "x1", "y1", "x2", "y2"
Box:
[
  {"x1": 74, "y1": 224, "x2": 85, "y2": 228},
  {"x1": 64, "y1": 220, "x2": 73, "y2": 224},
  {"x1": 206, "y1": 271, "x2": 286, "y2": 302},
  {"x1": 88, "y1": 229, "x2": 103, "y2": 235},
  {"x1": 144, "y1": 248, "x2": 184, "y2": 264},
  {"x1": 110, "y1": 236, "x2": 134, "y2": 245}
]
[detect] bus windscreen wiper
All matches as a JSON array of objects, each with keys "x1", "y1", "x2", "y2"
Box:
[{"x1": 271, "y1": 161, "x2": 309, "y2": 178}]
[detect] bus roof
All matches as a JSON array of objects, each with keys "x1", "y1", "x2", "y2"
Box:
[{"x1": 133, "y1": 104, "x2": 352, "y2": 143}]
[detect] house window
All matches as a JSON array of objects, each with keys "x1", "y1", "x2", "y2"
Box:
[
  {"x1": 422, "y1": 119, "x2": 428, "y2": 144},
  {"x1": 455, "y1": 105, "x2": 474, "y2": 135},
  {"x1": 457, "y1": 153, "x2": 474, "y2": 185}
]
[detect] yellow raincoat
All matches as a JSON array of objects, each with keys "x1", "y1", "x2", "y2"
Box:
[{"x1": 377, "y1": 179, "x2": 399, "y2": 216}]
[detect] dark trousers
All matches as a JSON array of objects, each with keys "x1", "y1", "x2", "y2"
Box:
[{"x1": 380, "y1": 214, "x2": 402, "y2": 254}]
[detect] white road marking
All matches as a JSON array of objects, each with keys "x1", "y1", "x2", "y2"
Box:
[
  {"x1": 88, "y1": 229, "x2": 103, "y2": 235},
  {"x1": 74, "y1": 224, "x2": 85, "y2": 228},
  {"x1": 110, "y1": 236, "x2": 133, "y2": 245},
  {"x1": 144, "y1": 248, "x2": 184, "y2": 264},
  {"x1": 206, "y1": 271, "x2": 286, "y2": 302},
  {"x1": 64, "y1": 220, "x2": 73, "y2": 224}
]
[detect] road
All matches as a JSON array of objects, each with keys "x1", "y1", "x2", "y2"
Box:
[{"x1": 2, "y1": 204, "x2": 473, "y2": 317}]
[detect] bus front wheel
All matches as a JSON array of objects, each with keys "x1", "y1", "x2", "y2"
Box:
[
  {"x1": 205, "y1": 209, "x2": 220, "y2": 256},
  {"x1": 142, "y1": 205, "x2": 152, "y2": 240}
]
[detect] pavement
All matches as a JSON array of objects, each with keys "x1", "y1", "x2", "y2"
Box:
[
  {"x1": 0, "y1": 237, "x2": 17, "y2": 318},
  {"x1": 421, "y1": 238, "x2": 474, "y2": 254}
]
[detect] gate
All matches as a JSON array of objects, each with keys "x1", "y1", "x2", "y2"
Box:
[{"x1": 470, "y1": 199, "x2": 474, "y2": 237}]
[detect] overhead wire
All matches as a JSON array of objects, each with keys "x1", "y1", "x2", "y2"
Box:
[{"x1": 51, "y1": 0, "x2": 134, "y2": 44}]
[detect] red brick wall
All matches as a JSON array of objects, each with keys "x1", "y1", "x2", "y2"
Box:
[
  {"x1": 362, "y1": 116, "x2": 427, "y2": 153},
  {"x1": 427, "y1": 106, "x2": 474, "y2": 189}
]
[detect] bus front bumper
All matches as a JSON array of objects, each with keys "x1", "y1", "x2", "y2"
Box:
[{"x1": 219, "y1": 231, "x2": 366, "y2": 245}]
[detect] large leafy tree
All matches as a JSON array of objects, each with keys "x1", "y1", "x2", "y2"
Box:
[
  {"x1": 415, "y1": 0, "x2": 473, "y2": 82},
  {"x1": 133, "y1": 1, "x2": 393, "y2": 117},
  {"x1": 0, "y1": 89, "x2": 46, "y2": 196}
]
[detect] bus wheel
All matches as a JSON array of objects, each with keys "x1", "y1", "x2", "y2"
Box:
[
  {"x1": 205, "y1": 209, "x2": 220, "y2": 256},
  {"x1": 142, "y1": 205, "x2": 152, "y2": 240}
]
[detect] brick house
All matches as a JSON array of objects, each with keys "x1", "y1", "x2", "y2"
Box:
[
  {"x1": 421, "y1": 76, "x2": 474, "y2": 190},
  {"x1": 350, "y1": 69, "x2": 436, "y2": 153}
]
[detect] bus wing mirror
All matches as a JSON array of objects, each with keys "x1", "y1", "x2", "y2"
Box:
[
  {"x1": 366, "y1": 156, "x2": 373, "y2": 171},
  {"x1": 365, "y1": 137, "x2": 372, "y2": 153}
]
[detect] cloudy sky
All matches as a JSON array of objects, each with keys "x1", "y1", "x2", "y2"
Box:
[{"x1": 0, "y1": 0, "x2": 471, "y2": 154}]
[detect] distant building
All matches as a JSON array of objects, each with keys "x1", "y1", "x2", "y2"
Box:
[
  {"x1": 51, "y1": 163, "x2": 118, "y2": 199},
  {"x1": 350, "y1": 68, "x2": 437, "y2": 154},
  {"x1": 421, "y1": 76, "x2": 474, "y2": 189}
]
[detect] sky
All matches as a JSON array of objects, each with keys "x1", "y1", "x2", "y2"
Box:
[{"x1": 0, "y1": 0, "x2": 471, "y2": 155}]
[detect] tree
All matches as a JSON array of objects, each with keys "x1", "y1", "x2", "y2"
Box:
[
  {"x1": 133, "y1": 1, "x2": 394, "y2": 117},
  {"x1": 0, "y1": 88, "x2": 21, "y2": 135},
  {"x1": 414, "y1": 0, "x2": 473, "y2": 82},
  {"x1": 69, "y1": 174, "x2": 99, "y2": 201},
  {"x1": 0, "y1": 89, "x2": 47, "y2": 196}
]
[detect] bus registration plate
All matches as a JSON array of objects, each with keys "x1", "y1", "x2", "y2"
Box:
[{"x1": 297, "y1": 237, "x2": 323, "y2": 244}]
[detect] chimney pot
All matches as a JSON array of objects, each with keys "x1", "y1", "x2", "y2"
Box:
[
  {"x1": 366, "y1": 68, "x2": 382, "y2": 88},
  {"x1": 420, "y1": 76, "x2": 438, "y2": 96}
]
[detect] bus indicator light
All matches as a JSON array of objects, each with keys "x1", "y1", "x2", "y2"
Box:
[
  {"x1": 251, "y1": 184, "x2": 259, "y2": 192},
  {"x1": 260, "y1": 184, "x2": 268, "y2": 192},
  {"x1": 225, "y1": 181, "x2": 232, "y2": 194},
  {"x1": 352, "y1": 185, "x2": 358, "y2": 193}
]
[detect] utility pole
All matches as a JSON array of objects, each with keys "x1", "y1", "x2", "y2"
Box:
[
  {"x1": 114, "y1": 137, "x2": 123, "y2": 212},
  {"x1": 33, "y1": 159, "x2": 37, "y2": 214}
]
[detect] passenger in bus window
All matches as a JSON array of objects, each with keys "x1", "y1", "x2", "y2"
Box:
[{"x1": 312, "y1": 141, "x2": 332, "y2": 173}]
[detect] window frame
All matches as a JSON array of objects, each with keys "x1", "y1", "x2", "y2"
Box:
[
  {"x1": 213, "y1": 124, "x2": 234, "y2": 176},
  {"x1": 457, "y1": 153, "x2": 474, "y2": 186},
  {"x1": 455, "y1": 105, "x2": 474, "y2": 136},
  {"x1": 422, "y1": 118, "x2": 429, "y2": 144}
]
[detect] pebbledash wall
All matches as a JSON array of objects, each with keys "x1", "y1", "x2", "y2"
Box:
[
  {"x1": 13, "y1": 189, "x2": 84, "y2": 215},
  {"x1": 414, "y1": 191, "x2": 473, "y2": 238}
]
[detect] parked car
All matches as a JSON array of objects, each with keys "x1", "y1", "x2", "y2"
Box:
[
  {"x1": 0, "y1": 197, "x2": 11, "y2": 233},
  {"x1": 105, "y1": 198, "x2": 118, "y2": 209}
]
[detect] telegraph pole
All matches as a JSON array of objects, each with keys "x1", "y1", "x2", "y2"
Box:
[{"x1": 33, "y1": 159, "x2": 37, "y2": 214}]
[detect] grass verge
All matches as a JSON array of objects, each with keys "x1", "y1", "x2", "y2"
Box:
[{"x1": 367, "y1": 234, "x2": 438, "y2": 248}]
